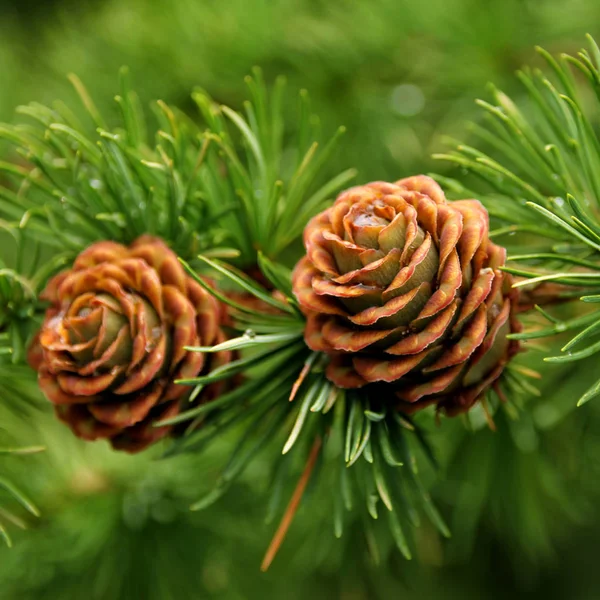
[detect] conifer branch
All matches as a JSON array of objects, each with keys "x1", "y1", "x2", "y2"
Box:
[{"x1": 435, "y1": 35, "x2": 600, "y2": 407}]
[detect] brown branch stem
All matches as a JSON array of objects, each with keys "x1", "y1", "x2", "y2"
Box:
[{"x1": 261, "y1": 435, "x2": 323, "y2": 571}]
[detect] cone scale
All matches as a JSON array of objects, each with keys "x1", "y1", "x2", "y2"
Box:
[{"x1": 292, "y1": 176, "x2": 520, "y2": 415}]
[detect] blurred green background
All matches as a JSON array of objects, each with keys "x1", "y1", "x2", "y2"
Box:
[
  {"x1": 2, "y1": 0, "x2": 600, "y2": 598},
  {"x1": 1, "y1": 0, "x2": 597, "y2": 182}
]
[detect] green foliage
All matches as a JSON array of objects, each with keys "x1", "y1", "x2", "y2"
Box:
[
  {"x1": 0, "y1": 452, "x2": 40, "y2": 547},
  {"x1": 0, "y1": 69, "x2": 353, "y2": 278},
  {"x1": 192, "y1": 73, "x2": 356, "y2": 264},
  {"x1": 0, "y1": 393, "x2": 42, "y2": 547},
  {"x1": 0, "y1": 266, "x2": 42, "y2": 550},
  {"x1": 0, "y1": 230, "x2": 41, "y2": 364},
  {"x1": 0, "y1": 69, "x2": 223, "y2": 260},
  {"x1": 437, "y1": 35, "x2": 600, "y2": 407}
]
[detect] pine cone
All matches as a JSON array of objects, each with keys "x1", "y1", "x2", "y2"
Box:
[
  {"x1": 28, "y1": 236, "x2": 230, "y2": 452},
  {"x1": 292, "y1": 176, "x2": 520, "y2": 415}
]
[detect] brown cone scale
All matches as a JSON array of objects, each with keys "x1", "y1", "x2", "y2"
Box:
[
  {"x1": 28, "y1": 236, "x2": 231, "y2": 452},
  {"x1": 292, "y1": 176, "x2": 520, "y2": 415}
]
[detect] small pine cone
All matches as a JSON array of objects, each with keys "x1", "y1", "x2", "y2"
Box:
[
  {"x1": 28, "y1": 236, "x2": 231, "y2": 452},
  {"x1": 292, "y1": 176, "x2": 520, "y2": 415}
]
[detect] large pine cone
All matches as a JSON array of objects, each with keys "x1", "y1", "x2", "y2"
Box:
[
  {"x1": 28, "y1": 236, "x2": 230, "y2": 452},
  {"x1": 292, "y1": 176, "x2": 520, "y2": 415}
]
